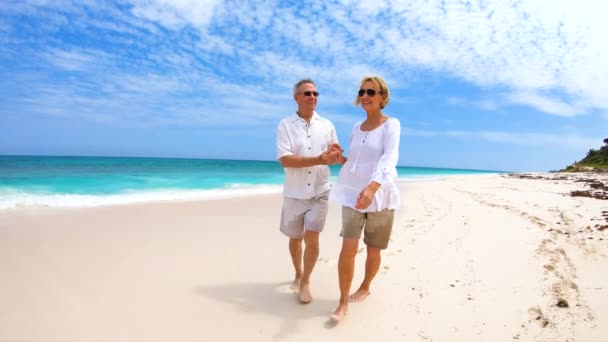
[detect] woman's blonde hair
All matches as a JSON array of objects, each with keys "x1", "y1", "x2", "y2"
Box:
[{"x1": 354, "y1": 76, "x2": 390, "y2": 109}]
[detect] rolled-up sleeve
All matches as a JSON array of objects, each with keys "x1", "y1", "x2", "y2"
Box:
[
  {"x1": 371, "y1": 119, "x2": 401, "y2": 185},
  {"x1": 330, "y1": 122, "x2": 339, "y2": 145},
  {"x1": 277, "y1": 121, "x2": 293, "y2": 160}
]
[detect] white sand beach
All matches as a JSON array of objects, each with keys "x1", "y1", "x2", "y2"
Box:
[{"x1": 1, "y1": 173, "x2": 607, "y2": 341}]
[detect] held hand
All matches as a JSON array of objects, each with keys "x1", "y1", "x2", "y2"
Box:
[
  {"x1": 326, "y1": 144, "x2": 345, "y2": 165},
  {"x1": 327, "y1": 143, "x2": 343, "y2": 154},
  {"x1": 319, "y1": 149, "x2": 341, "y2": 165}
]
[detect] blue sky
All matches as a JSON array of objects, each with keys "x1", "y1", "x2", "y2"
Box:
[{"x1": 1, "y1": 0, "x2": 606, "y2": 172}]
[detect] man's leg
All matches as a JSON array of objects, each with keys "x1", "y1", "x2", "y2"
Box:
[
  {"x1": 331, "y1": 237, "x2": 359, "y2": 320},
  {"x1": 298, "y1": 230, "x2": 319, "y2": 303},
  {"x1": 288, "y1": 237, "x2": 303, "y2": 292},
  {"x1": 299, "y1": 191, "x2": 328, "y2": 303},
  {"x1": 350, "y1": 246, "x2": 381, "y2": 302}
]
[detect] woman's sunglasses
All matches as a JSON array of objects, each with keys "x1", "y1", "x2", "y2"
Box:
[
  {"x1": 358, "y1": 88, "x2": 381, "y2": 97},
  {"x1": 298, "y1": 91, "x2": 319, "y2": 97}
]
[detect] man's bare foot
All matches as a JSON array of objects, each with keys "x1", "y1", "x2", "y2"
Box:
[
  {"x1": 330, "y1": 303, "x2": 348, "y2": 321},
  {"x1": 349, "y1": 288, "x2": 370, "y2": 302},
  {"x1": 299, "y1": 283, "x2": 312, "y2": 304},
  {"x1": 289, "y1": 277, "x2": 301, "y2": 293}
]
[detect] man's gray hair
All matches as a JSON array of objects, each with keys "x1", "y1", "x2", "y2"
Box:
[{"x1": 293, "y1": 78, "x2": 316, "y2": 95}]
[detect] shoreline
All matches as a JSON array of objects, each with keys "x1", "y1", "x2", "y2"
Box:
[
  {"x1": 1, "y1": 173, "x2": 606, "y2": 341},
  {"x1": 0, "y1": 174, "x2": 503, "y2": 211}
]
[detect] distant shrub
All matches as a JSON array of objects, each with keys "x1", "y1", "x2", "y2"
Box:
[{"x1": 561, "y1": 139, "x2": 608, "y2": 171}]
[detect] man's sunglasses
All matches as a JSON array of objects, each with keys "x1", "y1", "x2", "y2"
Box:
[
  {"x1": 298, "y1": 91, "x2": 319, "y2": 97},
  {"x1": 358, "y1": 89, "x2": 381, "y2": 97}
]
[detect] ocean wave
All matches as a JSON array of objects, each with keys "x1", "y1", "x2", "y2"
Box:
[{"x1": 0, "y1": 184, "x2": 283, "y2": 210}]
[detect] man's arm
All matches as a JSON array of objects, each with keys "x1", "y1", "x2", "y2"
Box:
[
  {"x1": 279, "y1": 148, "x2": 340, "y2": 168},
  {"x1": 279, "y1": 154, "x2": 322, "y2": 168}
]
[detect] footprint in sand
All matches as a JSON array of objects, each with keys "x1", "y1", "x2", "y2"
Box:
[
  {"x1": 528, "y1": 306, "x2": 550, "y2": 328},
  {"x1": 276, "y1": 281, "x2": 299, "y2": 294}
]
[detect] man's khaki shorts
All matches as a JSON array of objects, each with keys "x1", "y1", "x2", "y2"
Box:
[
  {"x1": 280, "y1": 191, "x2": 329, "y2": 238},
  {"x1": 341, "y1": 206, "x2": 395, "y2": 249}
]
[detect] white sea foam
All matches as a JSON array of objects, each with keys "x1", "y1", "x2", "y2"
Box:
[
  {"x1": 0, "y1": 184, "x2": 283, "y2": 210},
  {"x1": 397, "y1": 173, "x2": 500, "y2": 182},
  {"x1": 397, "y1": 176, "x2": 441, "y2": 182}
]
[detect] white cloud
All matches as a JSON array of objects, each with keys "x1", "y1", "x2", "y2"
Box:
[
  {"x1": 476, "y1": 100, "x2": 498, "y2": 111},
  {"x1": 402, "y1": 127, "x2": 602, "y2": 149},
  {"x1": 404, "y1": 127, "x2": 599, "y2": 150},
  {"x1": 505, "y1": 91, "x2": 585, "y2": 117},
  {"x1": 447, "y1": 97, "x2": 498, "y2": 111},
  {"x1": 123, "y1": 0, "x2": 608, "y2": 116},
  {"x1": 392, "y1": 1, "x2": 607, "y2": 113},
  {"x1": 130, "y1": 0, "x2": 221, "y2": 29},
  {"x1": 4, "y1": 0, "x2": 608, "y2": 125},
  {"x1": 403, "y1": 128, "x2": 471, "y2": 137},
  {"x1": 43, "y1": 48, "x2": 99, "y2": 71}
]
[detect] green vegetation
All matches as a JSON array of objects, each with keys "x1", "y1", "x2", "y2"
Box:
[{"x1": 561, "y1": 138, "x2": 608, "y2": 172}]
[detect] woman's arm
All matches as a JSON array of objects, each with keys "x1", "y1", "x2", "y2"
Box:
[{"x1": 370, "y1": 118, "x2": 401, "y2": 185}]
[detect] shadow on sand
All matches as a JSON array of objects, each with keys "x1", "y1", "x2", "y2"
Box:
[{"x1": 194, "y1": 281, "x2": 338, "y2": 339}]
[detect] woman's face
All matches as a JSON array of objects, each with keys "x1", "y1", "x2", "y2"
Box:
[{"x1": 359, "y1": 80, "x2": 382, "y2": 112}]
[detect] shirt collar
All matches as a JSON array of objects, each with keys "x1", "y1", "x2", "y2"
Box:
[{"x1": 291, "y1": 111, "x2": 320, "y2": 123}]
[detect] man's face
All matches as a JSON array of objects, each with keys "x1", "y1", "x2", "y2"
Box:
[{"x1": 294, "y1": 82, "x2": 318, "y2": 112}]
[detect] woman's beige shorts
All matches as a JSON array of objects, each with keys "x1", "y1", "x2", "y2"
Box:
[{"x1": 341, "y1": 206, "x2": 395, "y2": 249}]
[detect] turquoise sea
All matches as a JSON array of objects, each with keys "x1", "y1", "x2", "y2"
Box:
[{"x1": 0, "y1": 156, "x2": 504, "y2": 209}]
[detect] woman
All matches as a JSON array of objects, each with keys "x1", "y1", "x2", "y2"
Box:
[{"x1": 330, "y1": 76, "x2": 401, "y2": 321}]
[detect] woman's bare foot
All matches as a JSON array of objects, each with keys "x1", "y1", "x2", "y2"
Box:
[
  {"x1": 349, "y1": 288, "x2": 370, "y2": 302},
  {"x1": 330, "y1": 303, "x2": 348, "y2": 321},
  {"x1": 299, "y1": 283, "x2": 312, "y2": 303}
]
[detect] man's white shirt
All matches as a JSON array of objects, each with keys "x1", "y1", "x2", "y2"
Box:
[{"x1": 277, "y1": 112, "x2": 339, "y2": 199}]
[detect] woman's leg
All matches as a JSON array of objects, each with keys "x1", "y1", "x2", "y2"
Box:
[
  {"x1": 331, "y1": 237, "x2": 359, "y2": 320},
  {"x1": 350, "y1": 246, "x2": 381, "y2": 302}
]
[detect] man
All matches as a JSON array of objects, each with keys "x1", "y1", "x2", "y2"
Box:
[{"x1": 276, "y1": 78, "x2": 344, "y2": 304}]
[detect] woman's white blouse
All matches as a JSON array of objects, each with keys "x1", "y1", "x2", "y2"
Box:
[{"x1": 330, "y1": 118, "x2": 401, "y2": 212}]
